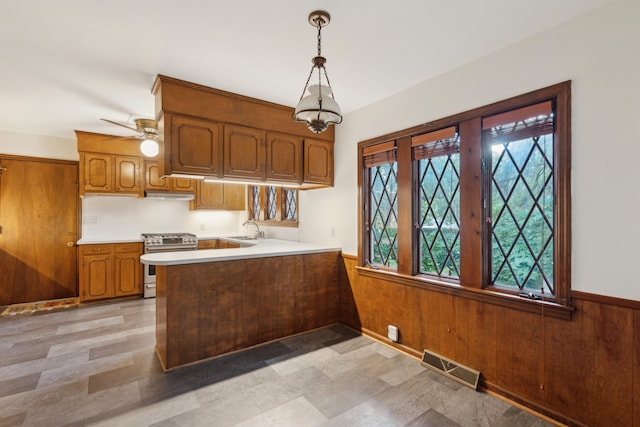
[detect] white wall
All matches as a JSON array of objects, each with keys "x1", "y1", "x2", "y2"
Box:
[
  {"x1": 300, "y1": 0, "x2": 640, "y2": 301},
  {"x1": 0, "y1": 130, "x2": 78, "y2": 160},
  {"x1": 81, "y1": 196, "x2": 245, "y2": 241}
]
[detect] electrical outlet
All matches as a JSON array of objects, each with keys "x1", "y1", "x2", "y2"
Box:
[
  {"x1": 330, "y1": 226, "x2": 335, "y2": 238},
  {"x1": 84, "y1": 216, "x2": 99, "y2": 225},
  {"x1": 388, "y1": 325, "x2": 399, "y2": 342}
]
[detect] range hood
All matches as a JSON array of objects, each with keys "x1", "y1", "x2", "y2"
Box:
[{"x1": 144, "y1": 191, "x2": 195, "y2": 201}]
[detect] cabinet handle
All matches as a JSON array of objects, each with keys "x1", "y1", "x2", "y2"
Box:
[{"x1": 67, "y1": 242, "x2": 74, "y2": 247}]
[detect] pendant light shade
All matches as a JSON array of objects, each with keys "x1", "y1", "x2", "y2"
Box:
[
  {"x1": 293, "y1": 11, "x2": 342, "y2": 134},
  {"x1": 140, "y1": 138, "x2": 159, "y2": 157}
]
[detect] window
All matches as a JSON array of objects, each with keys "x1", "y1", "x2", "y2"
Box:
[
  {"x1": 248, "y1": 185, "x2": 299, "y2": 227},
  {"x1": 413, "y1": 127, "x2": 461, "y2": 279},
  {"x1": 484, "y1": 102, "x2": 555, "y2": 295},
  {"x1": 359, "y1": 82, "x2": 571, "y2": 308},
  {"x1": 363, "y1": 141, "x2": 398, "y2": 269}
]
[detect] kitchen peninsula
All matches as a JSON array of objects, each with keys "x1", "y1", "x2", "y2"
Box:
[{"x1": 141, "y1": 238, "x2": 341, "y2": 370}]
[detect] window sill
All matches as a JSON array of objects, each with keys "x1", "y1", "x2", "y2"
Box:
[{"x1": 355, "y1": 266, "x2": 574, "y2": 320}]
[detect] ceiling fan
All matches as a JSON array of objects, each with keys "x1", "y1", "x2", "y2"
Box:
[{"x1": 100, "y1": 117, "x2": 159, "y2": 157}]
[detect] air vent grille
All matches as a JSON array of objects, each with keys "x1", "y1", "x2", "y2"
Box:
[{"x1": 421, "y1": 349, "x2": 480, "y2": 390}]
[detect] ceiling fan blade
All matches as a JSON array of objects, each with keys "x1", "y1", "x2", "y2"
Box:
[{"x1": 100, "y1": 118, "x2": 139, "y2": 133}]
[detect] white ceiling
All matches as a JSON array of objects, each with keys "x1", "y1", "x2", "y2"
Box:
[{"x1": 1, "y1": 0, "x2": 612, "y2": 140}]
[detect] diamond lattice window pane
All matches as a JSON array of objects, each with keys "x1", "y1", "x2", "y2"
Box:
[
  {"x1": 490, "y1": 132, "x2": 554, "y2": 294},
  {"x1": 284, "y1": 190, "x2": 297, "y2": 221},
  {"x1": 418, "y1": 152, "x2": 460, "y2": 278},
  {"x1": 251, "y1": 186, "x2": 261, "y2": 220},
  {"x1": 369, "y1": 163, "x2": 398, "y2": 268},
  {"x1": 266, "y1": 186, "x2": 277, "y2": 219}
]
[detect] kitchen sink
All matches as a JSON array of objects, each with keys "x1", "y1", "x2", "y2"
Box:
[{"x1": 227, "y1": 235, "x2": 258, "y2": 241}]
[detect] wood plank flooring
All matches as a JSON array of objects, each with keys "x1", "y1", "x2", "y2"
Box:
[{"x1": 0, "y1": 299, "x2": 555, "y2": 426}]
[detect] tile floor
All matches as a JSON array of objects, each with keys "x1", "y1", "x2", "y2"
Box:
[{"x1": 0, "y1": 298, "x2": 556, "y2": 427}]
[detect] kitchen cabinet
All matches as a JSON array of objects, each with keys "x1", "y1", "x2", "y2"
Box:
[
  {"x1": 190, "y1": 180, "x2": 245, "y2": 210},
  {"x1": 223, "y1": 124, "x2": 265, "y2": 180},
  {"x1": 167, "y1": 115, "x2": 223, "y2": 177},
  {"x1": 144, "y1": 160, "x2": 195, "y2": 192},
  {"x1": 79, "y1": 242, "x2": 143, "y2": 301},
  {"x1": 153, "y1": 76, "x2": 335, "y2": 188},
  {"x1": 303, "y1": 138, "x2": 334, "y2": 186},
  {"x1": 80, "y1": 153, "x2": 142, "y2": 196},
  {"x1": 197, "y1": 239, "x2": 218, "y2": 249},
  {"x1": 266, "y1": 132, "x2": 303, "y2": 183}
]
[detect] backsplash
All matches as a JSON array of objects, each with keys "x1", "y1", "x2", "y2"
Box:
[{"x1": 80, "y1": 196, "x2": 244, "y2": 241}]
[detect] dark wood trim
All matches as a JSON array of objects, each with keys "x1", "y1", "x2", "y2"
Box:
[
  {"x1": 396, "y1": 136, "x2": 413, "y2": 276},
  {"x1": 571, "y1": 290, "x2": 640, "y2": 309},
  {"x1": 356, "y1": 266, "x2": 573, "y2": 320},
  {"x1": 480, "y1": 381, "x2": 586, "y2": 427},
  {"x1": 0, "y1": 154, "x2": 78, "y2": 166},
  {"x1": 357, "y1": 82, "x2": 571, "y2": 148},
  {"x1": 459, "y1": 117, "x2": 483, "y2": 288}
]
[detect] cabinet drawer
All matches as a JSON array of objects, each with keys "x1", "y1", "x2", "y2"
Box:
[
  {"x1": 115, "y1": 242, "x2": 143, "y2": 253},
  {"x1": 197, "y1": 239, "x2": 218, "y2": 250},
  {"x1": 81, "y1": 244, "x2": 113, "y2": 255}
]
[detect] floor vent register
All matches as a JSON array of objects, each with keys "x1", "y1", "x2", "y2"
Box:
[{"x1": 421, "y1": 349, "x2": 481, "y2": 390}]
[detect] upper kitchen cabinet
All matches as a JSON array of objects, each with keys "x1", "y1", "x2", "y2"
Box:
[
  {"x1": 223, "y1": 125, "x2": 265, "y2": 180},
  {"x1": 144, "y1": 160, "x2": 195, "y2": 193},
  {"x1": 303, "y1": 138, "x2": 334, "y2": 186},
  {"x1": 190, "y1": 180, "x2": 245, "y2": 210},
  {"x1": 152, "y1": 75, "x2": 334, "y2": 188},
  {"x1": 267, "y1": 132, "x2": 303, "y2": 183},
  {"x1": 166, "y1": 115, "x2": 223, "y2": 177},
  {"x1": 79, "y1": 152, "x2": 142, "y2": 196},
  {"x1": 76, "y1": 131, "x2": 144, "y2": 197}
]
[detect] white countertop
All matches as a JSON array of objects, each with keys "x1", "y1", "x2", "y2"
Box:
[
  {"x1": 77, "y1": 238, "x2": 143, "y2": 245},
  {"x1": 140, "y1": 238, "x2": 341, "y2": 265}
]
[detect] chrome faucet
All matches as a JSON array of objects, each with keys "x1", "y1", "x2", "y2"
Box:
[{"x1": 242, "y1": 220, "x2": 264, "y2": 239}]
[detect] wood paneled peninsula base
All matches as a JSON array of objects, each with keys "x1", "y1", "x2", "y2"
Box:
[{"x1": 142, "y1": 240, "x2": 341, "y2": 371}]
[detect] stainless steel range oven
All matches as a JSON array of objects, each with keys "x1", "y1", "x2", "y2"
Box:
[{"x1": 141, "y1": 232, "x2": 198, "y2": 298}]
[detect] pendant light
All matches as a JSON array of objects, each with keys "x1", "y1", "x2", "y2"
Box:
[{"x1": 293, "y1": 10, "x2": 342, "y2": 134}]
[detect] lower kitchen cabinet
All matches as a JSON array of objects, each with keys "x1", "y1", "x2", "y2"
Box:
[{"x1": 79, "y1": 243, "x2": 143, "y2": 301}]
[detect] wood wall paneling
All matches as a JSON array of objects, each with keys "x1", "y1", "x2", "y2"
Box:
[
  {"x1": 337, "y1": 255, "x2": 640, "y2": 426},
  {"x1": 156, "y1": 252, "x2": 340, "y2": 370},
  {"x1": 593, "y1": 303, "x2": 634, "y2": 426}
]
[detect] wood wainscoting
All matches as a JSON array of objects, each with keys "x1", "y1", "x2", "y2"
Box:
[
  {"x1": 156, "y1": 251, "x2": 340, "y2": 370},
  {"x1": 338, "y1": 254, "x2": 640, "y2": 427}
]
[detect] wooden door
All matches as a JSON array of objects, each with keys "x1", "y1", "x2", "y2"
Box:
[
  {"x1": 82, "y1": 153, "x2": 113, "y2": 193},
  {"x1": 169, "y1": 115, "x2": 223, "y2": 177},
  {"x1": 114, "y1": 156, "x2": 141, "y2": 194},
  {"x1": 223, "y1": 125, "x2": 265, "y2": 179},
  {"x1": 304, "y1": 138, "x2": 334, "y2": 185},
  {"x1": 0, "y1": 157, "x2": 78, "y2": 305},
  {"x1": 266, "y1": 132, "x2": 303, "y2": 183}
]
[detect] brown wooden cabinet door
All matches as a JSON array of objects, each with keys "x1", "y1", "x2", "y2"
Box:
[
  {"x1": 0, "y1": 157, "x2": 78, "y2": 305},
  {"x1": 304, "y1": 138, "x2": 334, "y2": 185},
  {"x1": 144, "y1": 160, "x2": 170, "y2": 191},
  {"x1": 266, "y1": 132, "x2": 303, "y2": 183},
  {"x1": 114, "y1": 252, "x2": 141, "y2": 296},
  {"x1": 191, "y1": 181, "x2": 246, "y2": 210},
  {"x1": 82, "y1": 254, "x2": 114, "y2": 301},
  {"x1": 169, "y1": 115, "x2": 223, "y2": 176},
  {"x1": 197, "y1": 239, "x2": 219, "y2": 249},
  {"x1": 115, "y1": 156, "x2": 141, "y2": 194},
  {"x1": 223, "y1": 125, "x2": 265, "y2": 179},
  {"x1": 82, "y1": 153, "x2": 113, "y2": 193},
  {"x1": 171, "y1": 177, "x2": 195, "y2": 192}
]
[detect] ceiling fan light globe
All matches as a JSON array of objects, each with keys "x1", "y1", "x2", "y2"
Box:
[{"x1": 140, "y1": 139, "x2": 159, "y2": 157}]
